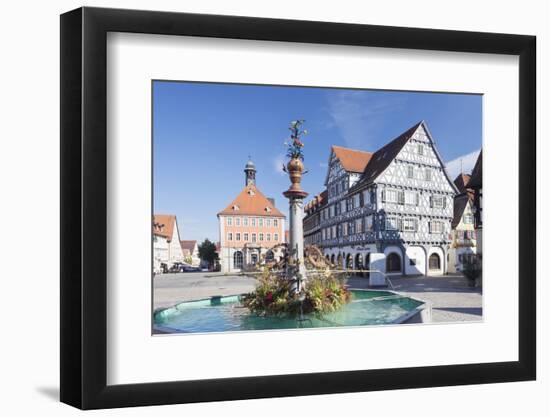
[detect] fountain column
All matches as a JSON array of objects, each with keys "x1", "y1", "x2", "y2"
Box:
[{"x1": 282, "y1": 120, "x2": 309, "y2": 292}]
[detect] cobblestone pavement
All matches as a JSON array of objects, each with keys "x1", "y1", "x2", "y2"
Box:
[
  {"x1": 153, "y1": 272, "x2": 257, "y2": 310},
  {"x1": 154, "y1": 272, "x2": 482, "y2": 324},
  {"x1": 345, "y1": 274, "x2": 483, "y2": 323}
]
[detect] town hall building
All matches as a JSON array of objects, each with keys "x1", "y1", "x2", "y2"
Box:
[
  {"x1": 217, "y1": 159, "x2": 286, "y2": 273},
  {"x1": 304, "y1": 121, "x2": 458, "y2": 283}
]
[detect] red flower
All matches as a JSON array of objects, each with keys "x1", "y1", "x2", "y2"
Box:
[{"x1": 265, "y1": 292, "x2": 273, "y2": 303}]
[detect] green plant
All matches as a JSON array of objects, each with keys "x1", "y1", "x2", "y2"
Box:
[
  {"x1": 241, "y1": 267, "x2": 351, "y2": 316},
  {"x1": 198, "y1": 239, "x2": 218, "y2": 268},
  {"x1": 462, "y1": 257, "x2": 482, "y2": 286}
]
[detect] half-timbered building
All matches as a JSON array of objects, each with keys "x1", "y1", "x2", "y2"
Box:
[{"x1": 305, "y1": 121, "x2": 458, "y2": 283}]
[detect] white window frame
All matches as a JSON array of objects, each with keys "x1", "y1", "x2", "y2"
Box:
[
  {"x1": 404, "y1": 191, "x2": 418, "y2": 206},
  {"x1": 236, "y1": 233, "x2": 241, "y2": 241},
  {"x1": 227, "y1": 217, "x2": 232, "y2": 226},
  {"x1": 266, "y1": 233, "x2": 271, "y2": 241},
  {"x1": 418, "y1": 144, "x2": 424, "y2": 155},
  {"x1": 402, "y1": 218, "x2": 417, "y2": 232},
  {"x1": 385, "y1": 217, "x2": 401, "y2": 231},
  {"x1": 429, "y1": 220, "x2": 443, "y2": 233},
  {"x1": 259, "y1": 218, "x2": 264, "y2": 227},
  {"x1": 227, "y1": 232, "x2": 233, "y2": 241},
  {"x1": 244, "y1": 233, "x2": 249, "y2": 241},
  {"x1": 425, "y1": 168, "x2": 433, "y2": 181},
  {"x1": 235, "y1": 217, "x2": 240, "y2": 226},
  {"x1": 243, "y1": 217, "x2": 248, "y2": 226},
  {"x1": 252, "y1": 233, "x2": 257, "y2": 242},
  {"x1": 407, "y1": 165, "x2": 414, "y2": 179},
  {"x1": 432, "y1": 195, "x2": 445, "y2": 208},
  {"x1": 259, "y1": 233, "x2": 264, "y2": 241},
  {"x1": 274, "y1": 233, "x2": 279, "y2": 241}
]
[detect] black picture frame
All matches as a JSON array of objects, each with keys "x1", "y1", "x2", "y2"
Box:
[{"x1": 60, "y1": 6, "x2": 536, "y2": 410}]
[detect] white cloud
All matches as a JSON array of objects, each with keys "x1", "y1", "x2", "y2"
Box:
[
  {"x1": 325, "y1": 90, "x2": 404, "y2": 149},
  {"x1": 445, "y1": 149, "x2": 480, "y2": 180}
]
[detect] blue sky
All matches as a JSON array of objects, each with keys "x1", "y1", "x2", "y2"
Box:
[{"x1": 153, "y1": 81, "x2": 482, "y2": 243}]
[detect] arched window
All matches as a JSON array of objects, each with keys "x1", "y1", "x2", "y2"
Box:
[
  {"x1": 251, "y1": 253, "x2": 258, "y2": 265},
  {"x1": 234, "y1": 251, "x2": 243, "y2": 269},
  {"x1": 265, "y1": 250, "x2": 274, "y2": 262},
  {"x1": 386, "y1": 252, "x2": 401, "y2": 273},
  {"x1": 429, "y1": 253, "x2": 441, "y2": 270}
]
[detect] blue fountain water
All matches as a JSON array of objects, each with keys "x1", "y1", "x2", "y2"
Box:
[{"x1": 154, "y1": 290, "x2": 424, "y2": 334}]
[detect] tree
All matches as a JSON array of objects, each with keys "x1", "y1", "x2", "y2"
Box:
[{"x1": 198, "y1": 239, "x2": 218, "y2": 268}]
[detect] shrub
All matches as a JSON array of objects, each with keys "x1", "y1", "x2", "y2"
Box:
[{"x1": 241, "y1": 268, "x2": 351, "y2": 316}]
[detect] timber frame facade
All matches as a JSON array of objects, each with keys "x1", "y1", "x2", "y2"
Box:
[{"x1": 306, "y1": 121, "x2": 458, "y2": 280}]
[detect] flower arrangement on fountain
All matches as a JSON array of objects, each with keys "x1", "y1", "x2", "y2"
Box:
[
  {"x1": 241, "y1": 120, "x2": 352, "y2": 317},
  {"x1": 241, "y1": 262, "x2": 351, "y2": 316}
]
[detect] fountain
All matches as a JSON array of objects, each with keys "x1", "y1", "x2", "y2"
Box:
[{"x1": 153, "y1": 121, "x2": 431, "y2": 334}]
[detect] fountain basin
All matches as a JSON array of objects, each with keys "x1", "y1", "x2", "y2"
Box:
[{"x1": 153, "y1": 290, "x2": 431, "y2": 334}]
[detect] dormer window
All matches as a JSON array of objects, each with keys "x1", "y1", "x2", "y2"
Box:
[
  {"x1": 247, "y1": 189, "x2": 255, "y2": 196},
  {"x1": 232, "y1": 205, "x2": 240, "y2": 211},
  {"x1": 265, "y1": 207, "x2": 272, "y2": 213}
]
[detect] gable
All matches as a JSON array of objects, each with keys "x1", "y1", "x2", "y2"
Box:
[{"x1": 372, "y1": 123, "x2": 457, "y2": 193}]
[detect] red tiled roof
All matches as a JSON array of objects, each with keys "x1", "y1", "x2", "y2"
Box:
[
  {"x1": 218, "y1": 184, "x2": 285, "y2": 217},
  {"x1": 332, "y1": 146, "x2": 373, "y2": 173},
  {"x1": 180, "y1": 240, "x2": 197, "y2": 253},
  {"x1": 153, "y1": 214, "x2": 176, "y2": 241}
]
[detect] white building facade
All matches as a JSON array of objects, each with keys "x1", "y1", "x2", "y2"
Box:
[
  {"x1": 309, "y1": 121, "x2": 457, "y2": 284},
  {"x1": 153, "y1": 214, "x2": 185, "y2": 272}
]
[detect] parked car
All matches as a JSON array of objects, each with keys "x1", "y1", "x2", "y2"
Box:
[
  {"x1": 169, "y1": 262, "x2": 187, "y2": 273},
  {"x1": 183, "y1": 265, "x2": 200, "y2": 272}
]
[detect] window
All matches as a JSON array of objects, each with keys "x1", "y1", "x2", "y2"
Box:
[
  {"x1": 273, "y1": 219, "x2": 278, "y2": 227},
  {"x1": 266, "y1": 219, "x2": 271, "y2": 227},
  {"x1": 227, "y1": 217, "x2": 232, "y2": 226},
  {"x1": 417, "y1": 144, "x2": 424, "y2": 155},
  {"x1": 234, "y1": 251, "x2": 243, "y2": 269},
  {"x1": 346, "y1": 198, "x2": 352, "y2": 212},
  {"x1": 341, "y1": 200, "x2": 346, "y2": 213},
  {"x1": 404, "y1": 191, "x2": 418, "y2": 205},
  {"x1": 259, "y1": 218, "x2": 263, "y2": 227},
  {"x1": 407, "y1": 165, "x2": 414, "y2": 179},
  {"x1": 342, "y1": 223, "x2": 348, "y2": 236},
  {"x1": 383, "y1": 189, "x2": 399, "y2": 203},
  {"x1": 243, "y1": 217, "x2": 248, "y2": 226},
  {"x1": 227, "y1": 232, "x2": 233, "y2": 241},
  {"x1": 356, "y1": 218, "x2": 363, "y2": 233},
  {"x1": 252, "y1": 233, "x2": 257, "y2": 242},
  {"x1": 236, "y1": 233, "x2": 241, "y2": 241},
  {"x1": 429, "y1": 221, "x2": 443, "y2": 233},
  {"x1": 337, "y1": 224, "x2": 343, "y2": 237},
  {"x1": 348, "y1": 221, "x2": 355, "y2": 235},
  {"x1": 365, "y1": 215, "x2": 373, "y2": 231},
  {"x1": 425, "y1": 168, "x2": 432, "y2": 181},
  {"x1": 463, "y1": 213, "x2": 473, "y2": 224},
  {"x1": 244, "y1": 233, "x2": 249, "y2": 241},
  {"x1": 266, "y1": 233, "x2": 271, "y2": 241},
  {"x1": 235, "y1": 217, "x2": 240, "y2": 226},
  {"x1": 353, "y1": 193, "x2": 361, "y2": 208},
  {"x1": 259, "y1": 233, "x2": 264, "y2": 241},
  {"x1": 363, "y1": 190, "x2": 371, "y2": 205},
  {"x1": 332, "y1": 226, "x2": 337, "y2": 238},
  {"x1": 431, "y1": 195, "x2": 445, "y2": 208},
  {"x1": 402, "y1": 218, "x2": 417, "y2": 232},
  {"x1": 274, "y1": 233, "x2": 279, "y2": 241},
  {"x1": 385, "y1": 217, "x2": 401, "y2": 231}
]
